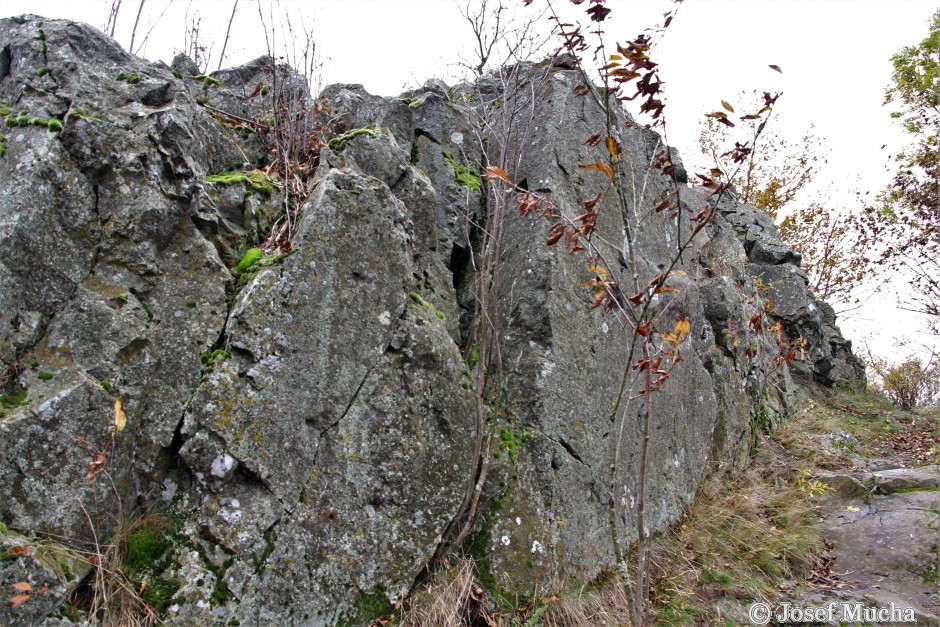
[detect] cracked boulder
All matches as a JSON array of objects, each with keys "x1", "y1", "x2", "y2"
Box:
[
  {"x1": 175, "y1": 158, "x2": 475, "y2": 622},
  {"x1": 0, "y1": 15, "x2": 240, "y2": 546}
]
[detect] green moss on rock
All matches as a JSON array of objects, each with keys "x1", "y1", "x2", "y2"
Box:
[
  {"x1": 441, "y1": 149, "x2": 481, "y2": 191},
  {"x1": 327, "y1": 125, "x2": 379, "y2": 151}
]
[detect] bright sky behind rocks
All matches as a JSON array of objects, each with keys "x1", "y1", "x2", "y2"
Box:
[{"x1": 3, "y1": 0, "x2": 938, "y2": 361}]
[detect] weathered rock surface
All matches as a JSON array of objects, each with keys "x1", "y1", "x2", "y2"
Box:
[
  {"x1": 808, "y1": 466, "x2": 940, "y2": 625},
  {"x1": 0, "y1": 15, "x2": 867, "y2": 625}
]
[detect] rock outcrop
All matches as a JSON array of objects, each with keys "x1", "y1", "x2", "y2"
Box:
[{"x1": 0, "y1": 15, "x2": 865, "y2": 625}]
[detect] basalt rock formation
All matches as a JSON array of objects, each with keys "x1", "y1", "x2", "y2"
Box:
[{"x1": 0, "y1": 15, "x2": 864, "y2": 625}]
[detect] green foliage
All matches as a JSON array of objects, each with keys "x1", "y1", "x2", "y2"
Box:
[
  {"x1": 47, "y1": 118, "x2": 63, "y2": 132},
  {"x1": 124, "y1": 526, "x2": 169, "y2": 573},
  {"x1": 186, "y1": 299, "x2": 197, "y2": 308},
  {"x1": 37, "y1": 66, "x2": 50, "y2": 77},
  {"x1": 205, "y1": 170, "x2": 281, "y2": 196},
  {"x1": 115, "y1": 72, "x2": 143, "y2": 84},
  {"x1": 871, "y1": 355, "x2": 940, "y2": 410},
  {"x1": 408, "y1": 291, "x2": 446, "y2": 319},
  {"x1": 235, "y1": 248, "x2": 263, "y2": 274},
  {"x1": 401, "y1": 96, "x2": 423, "y2": 108},
  {"x1": 441, "y1": 149, "x2": 481, "y2": 191},
  {"x1": 495, "y1": 426, "x2": 531, "y2": 463},
  {"x1": 874, "y1": 9, "x2": 940, "y2": 331},
  {"x1": 37, "y1": 372, "x2": 54, "y2": 381},
  {"x1": 327, "y1": 125, "x2": 379, "y2": 151},
  {"x1": 100, "y1": 380, "x2": 112, "y2": 390},
  {"x1": 140, "y1": 576, "x2": 181, "y2": 613},
  {"x1": 410, "y1": 137, "x2": 420, "y2": 164},
  {"x1": 0, "y1": 385, "x2": 27, "y2": 409},
  {"x1": 338, "y1": 587, "x2": 393, "y2": 627}
]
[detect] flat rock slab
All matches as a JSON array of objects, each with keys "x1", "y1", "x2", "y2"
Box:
[{"x1": 819, "y1": 466, "x2": 940, "y2": 624}]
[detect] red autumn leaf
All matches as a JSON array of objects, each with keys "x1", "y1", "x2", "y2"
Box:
[
  {"x1": 579, "y1": 162, "x2": 615, "y2": 179},
  {"x1": 573, "y1": 85, "x2": 590, "y2": 96},
  {"x1": 481, "y1": 166, "x2": 511, "y2": 183},
  {"x1": 584, "y1": 131, "x2": 603, "y2": 146},
  {"x1": 85, "y1": 452, "x2": 107, "y2": 482},
  {"x1": 546, "y1": 223, "x2": 565, "y2": 246},
  {"x1": 769, "y1": 64, "x2": 782, "y2": 73},
  {"x1": 583, "y1": 193, "x2": 602, "y2": 210},
  {"x1": 628, "y1": 292, "x2": 646, "y2": 306},
  {"x1": 9, "y1": 547, "x2": 30, "y2": 557},
  {"x1": 637, "y1": 322, "x2": 653, "y2": 337}
]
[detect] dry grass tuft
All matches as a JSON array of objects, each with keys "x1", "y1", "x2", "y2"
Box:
[{"x1": 399, "y1": 558, "x2": 497, "y2": 626}]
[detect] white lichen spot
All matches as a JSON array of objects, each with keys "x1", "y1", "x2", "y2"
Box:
[
  {"x1": 602, "y1": 322, "x2": 609, "y2": 334},
  {"x1": 378, "y1": 310, "x2": 391, "y2": 326},
  {"x1": 531, "y1": 540, "x2": 544, "y2": 555},
  {"x1": 450, "y1": 132, "x2": 464, "y2": 145},
  {"x1": 515, "y1": 517, "x2": 522, "y2": 526},
  {"x1": 162, "y1": 478, "x2": 177, "y2": 501},
  {"x1": 501, "y1": 535, "x2": 510, "y2": 546},
  {"x1": 673, "y1": 454, "x2": 680, "y2": 468},
  {"x1": 210, "y1": 453, "x2": 234, "y2": 478}
]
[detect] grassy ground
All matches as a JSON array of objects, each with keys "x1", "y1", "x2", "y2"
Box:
[{"x1": 383, "y1": 389, "x2": 939, "y2": 626}]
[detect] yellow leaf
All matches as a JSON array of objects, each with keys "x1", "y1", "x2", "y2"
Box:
[
  {"x1": 846, "y1": 505, "x2": 860, "y2": 512},
  {"x1": 586, "y1": 265, "x2": 608, "y2": 279},
  {"x1": 114, "y1": 399, "x2": 126, "y2": 433},
  {"x1": 721, "y1": 100, "x2": 734, "y2": 113},
  {"x1": 675, "y1": 316, "x2": 691, "y2": 337},
  {"x1": 605, "y1": 136, "x2": 622, "y2": 158}
]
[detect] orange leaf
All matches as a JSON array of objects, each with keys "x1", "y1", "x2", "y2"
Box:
[
  {"x1": 481, "y1": 166, "x2": 511, "y2": 183},
  {"x1": 605, "y1": 136, "x2": 622, "y2": 158},
  {"x1": 11, "y1": 583, "x2": 32, "y2": 593},
  {"x1": 579, "y1": 162, "x2": 615, "y2": 179},
  {"x1": 9, "y1": 547, "x2": 30, "y2": 557},
  {"x1": 9, "y1": 594, "x2": 30, "y2": 609}
]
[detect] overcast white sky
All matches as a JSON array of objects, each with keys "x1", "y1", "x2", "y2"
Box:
[{"x1": 3, "y1": 0, "x2": 938, "y2": 361}]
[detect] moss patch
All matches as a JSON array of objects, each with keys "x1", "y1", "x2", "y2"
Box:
[
  {"x1": 235, "y1": 248, "x2": 263, "y2": 274},
  {"x1": 338, "y1": 586, "x2": 393, "y2": 627},
  {"x1": 408, "y1": 291, "x2": 445, "y2": 319},
  {"x1": 327, "y1": 125, "x2": 379, "y2": 151},
  {"x1": 206, "y1": 170, "x2": 281, "y2": 197},
  {"x1": 441, "y1": 149, "x2": 481, "y2": 191},
  {"x1": 124, "y1": 526, "x2": 169, "y2": 573},
  {"x1": 115, "y1": 72, "x2": 142, "y2": 84}
]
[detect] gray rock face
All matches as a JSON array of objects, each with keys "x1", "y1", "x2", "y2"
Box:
[{"x1": 0, "y1": 16, "x2": 868, "y2": 625}]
